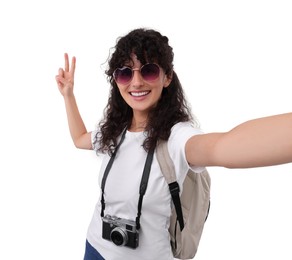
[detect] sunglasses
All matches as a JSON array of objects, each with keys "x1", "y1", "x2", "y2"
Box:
[{"x1": 113, "y1": 63, "x2": 160, "y2": 84}]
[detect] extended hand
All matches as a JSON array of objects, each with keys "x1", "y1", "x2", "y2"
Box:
[{"x1": 55, "y1": 53, "x2": 76, "y2": 97}]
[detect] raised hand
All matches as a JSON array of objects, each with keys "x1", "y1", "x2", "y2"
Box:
[{"x1": 55, "y1": 53, "x2": 76, "y2": 97}]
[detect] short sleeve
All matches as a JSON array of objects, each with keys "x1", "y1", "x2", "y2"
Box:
[{"x1": 168, "y1": 122, "x2": 206, "y2": 183}]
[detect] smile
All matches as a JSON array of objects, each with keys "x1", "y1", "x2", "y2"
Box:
[{"x1": 130, "y1": 91, "x2": 150, "y2": 97}]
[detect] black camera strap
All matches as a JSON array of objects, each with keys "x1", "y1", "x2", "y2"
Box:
[
  {"x1": 136, "y1": 146, "x2": 154, "y2": 230},
  {"x1": 100, "y1": 129, "x2": 127, "y2": 218},
  {"x1": 100, "y1": 129, "x2": 155, "y2": 230}
]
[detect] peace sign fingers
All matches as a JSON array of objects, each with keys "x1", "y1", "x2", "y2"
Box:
[{"x1": 56, "y1": 53, "x2": 76, "y2": 96}]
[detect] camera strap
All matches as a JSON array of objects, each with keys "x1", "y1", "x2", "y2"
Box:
[
  {"x1": 100, "y1": 129, "x2": 127, "y2": 218},
  {"x1": 100, "y1": 129, "x2": 155, "y2": 230},
  {"x1": 136, "y1": 146, "x2": 154, "y2": 230}
]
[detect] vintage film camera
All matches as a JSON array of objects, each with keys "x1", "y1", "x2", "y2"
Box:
[{"x1": 102, "y1": 215, "x2": 139, "y2": 249}]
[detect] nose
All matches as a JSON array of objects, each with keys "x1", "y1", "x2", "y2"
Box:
[{"x1": 131, "y1": 69, "x2": 144, "y2": 88}]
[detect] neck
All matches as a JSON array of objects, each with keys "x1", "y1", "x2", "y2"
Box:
[{"x1": 129, "y1": 112, "x2": 148, "y2": 132}]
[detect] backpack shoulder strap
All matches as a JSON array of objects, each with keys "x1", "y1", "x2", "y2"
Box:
[
  {"x1": 156, "y1": 140, "x2": 184, "y2": 231},
  {"x1": 156, "y1": 141, "x2": 176, "y2": 182}
]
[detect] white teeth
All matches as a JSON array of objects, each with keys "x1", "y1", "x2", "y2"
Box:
[{"x1": 131, "y1": 91, "x2": 150, "y2": 97}]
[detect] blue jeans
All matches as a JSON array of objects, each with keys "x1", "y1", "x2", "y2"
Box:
[{"x1": 84, "y1": 240, "x2": 105, "y2": 260}]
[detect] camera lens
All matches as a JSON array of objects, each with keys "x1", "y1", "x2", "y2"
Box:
[{"x1": 110, "y1": 227, "x2": 128, "y2": 246}]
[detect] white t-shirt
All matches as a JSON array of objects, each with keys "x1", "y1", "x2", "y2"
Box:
[{"x1": 87, "y1": 122, "x2": 204, "y2": 260}]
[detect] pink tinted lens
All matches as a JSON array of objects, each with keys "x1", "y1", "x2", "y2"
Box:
[
  {"x1": 114, "y1": 67, "x2": 133, "y2": 84},
  {"x1": 141, "y1": 64, "x2": 160, "y2": 81}
]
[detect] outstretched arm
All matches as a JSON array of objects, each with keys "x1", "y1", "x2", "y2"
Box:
[
  {"x1": 186, "y1": 113, "x2": 292, "y2": 168},
  {"x1": 55, "y1": 53, "x2": 92, "y2": 150}
]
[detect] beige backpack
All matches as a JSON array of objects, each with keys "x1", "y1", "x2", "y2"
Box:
[{"x1": 156, "y1": 141, "x2": 211, "y2": 260}]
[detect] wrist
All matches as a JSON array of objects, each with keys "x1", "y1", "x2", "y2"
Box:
[{"x1": 63, "y1": 92, "x2": 75, "y2": 100}]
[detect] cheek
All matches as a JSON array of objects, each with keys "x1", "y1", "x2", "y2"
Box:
[
  {"x1": 116, "y1": 84, "x2": 128, "y2": 95},
  {"x1": 153, "y1": 85, "x2": 165, "y2": 100}
]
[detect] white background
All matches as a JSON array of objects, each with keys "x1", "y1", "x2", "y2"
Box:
[{"x1": 0, "y1": 0, "x2": 292, "y2": 259}]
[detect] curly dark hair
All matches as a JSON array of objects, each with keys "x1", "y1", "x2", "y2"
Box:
[{"x1": 95, "y1": 28, "x2": 196, "y2": 154}]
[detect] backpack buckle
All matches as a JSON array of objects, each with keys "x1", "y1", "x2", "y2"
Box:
[{"x1": 169, "y1": 182, "x2": 180, "y2": 195}]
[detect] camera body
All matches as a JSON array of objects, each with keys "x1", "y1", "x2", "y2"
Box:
[{"x1": 102, "y1": 214, "x2": 139, "y2": 249}]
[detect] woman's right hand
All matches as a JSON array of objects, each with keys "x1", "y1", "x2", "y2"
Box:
[{"x1": 55, "y1": 53, "x2": 76, "y2": 97}]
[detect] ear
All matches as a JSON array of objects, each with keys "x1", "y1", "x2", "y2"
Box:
[{"x1": 163, "y1": 72, "x2": 173, "y2": 88}]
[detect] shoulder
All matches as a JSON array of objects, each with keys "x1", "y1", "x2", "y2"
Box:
[
  {"x1": 166, "y1": 122, "x2": 205, "y2": 175},
  {"x1": 169, "y1": 121, "x2": 204, "y2": 144}
]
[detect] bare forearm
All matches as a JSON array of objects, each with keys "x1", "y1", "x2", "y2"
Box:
[
  {"x1": 63, "y1": 95, "x2": 92, "y2": 149},
  {"x1": 215, "y1": 113, "x2": 292, "y2": 168},
  {"x1": 187, "y1": 113, "x2": 292, "y2": 168}
]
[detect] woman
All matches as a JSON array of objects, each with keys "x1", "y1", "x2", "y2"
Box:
[{"x1": 55, "y1": 28, "x2": 292, "y2": 260}]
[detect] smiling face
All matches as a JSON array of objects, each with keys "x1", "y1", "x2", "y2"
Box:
[{"x1": 115, "y1": 54, "x2": 172, "y2": 124}]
